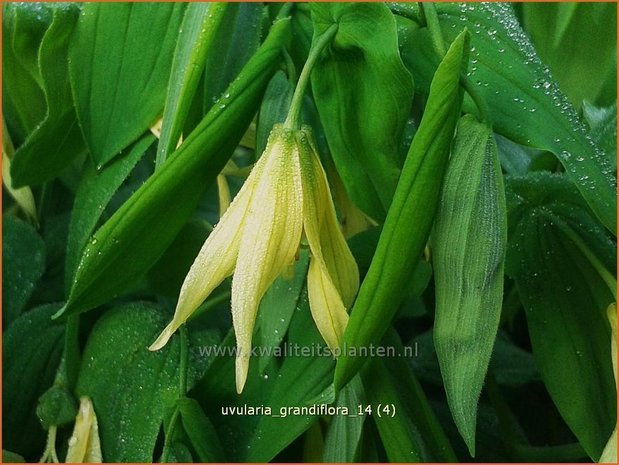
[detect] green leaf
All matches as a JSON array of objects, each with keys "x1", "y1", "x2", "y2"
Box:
[
  {"x1": 362, "y1": 330, "x2": 456, "y2": 462},
  {"x1": 311, "y1": 2, "x2": 414, "y2": 221},
  {"x1": 202, "y1": 3, "x2": 264, "y2": 112},
  {"x1": 76, "y1": 302, "x2": 182, "y2": 462},
  {"x1": 1, "y1": 3, "x2": 50, "y2": 144},
  {"x1": 69, "y1": 3, "x2": 186, "y2": 166},
  {"x1": 335, "y1": 30, "x2": 469, "y2": 390},
  {"x1": 256, "y1": 249, "x2": 309, "y2": 373},
  {"x1": 2, "y1": 215, "x2": 46, "y2": 326},
  {"x1": 176, "y1": 398, "x2": 226, "y2": 462},
  {"x1": 582, "y1": 101, "x2": 617, "y2": 171},
  {"x1": 147, "y1": 219, "x2": 211, "y2": 299},
  {"x1": 432, "y1": 115, "x2": 507, "y2": 455},
  {"x1": 521, "y1": 3, "x2": 617, "y2": 108},
  {"x1": 65, "y1": 135, "x2": 155, "y2": 290},
  {"x1": 2, "y1": 450, "x2": 25, "y2": 463},
  {"x1": 397, "y1": 3, "x2": 617, "y2": 233},
  {"x1": 322, "y1": 376, "x2": 365, "y2": 462},
  {"x1": 256, "y1": 70, "x2": 294, "y2": 156},
  {"x1": 2, "y1": 304, "x2": 64, "y2": 458},
  {"x1": 156, "y1": 3, "x2": 228, "y2": 166},
  {"x1": 11, "y1": 5, "x2": 86, "y2": 187},
  {"x1": 506, "y1": 173, "x2": 616, "y2": 460},
  {"x1": 411, "y1": 330, "x2": 540, "y2": 388},
  {"x1": 57, "y1": 19, "x2": 291, "y2": 318}
]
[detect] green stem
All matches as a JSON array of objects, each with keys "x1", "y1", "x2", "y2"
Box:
[
  {"x1": 461, "y1": 76, "x2": 492, "y2": 124},
  {"x1": 283, "y1": 24, "x2": 338, "y2": 130},
  {"x1": 179, "y1": 325, "x2": 189, "y2": 395},
  {"x1": 421, "y1": 3, "x2": 491, "y2": 124},
  {"x1": 160, "y1": 325, "x2": 191, "y2": 462},
  {"x1": 189, "y1": 288, "x2": 231, "y2": 321},
  {"x1": 558, "y1": 222, "x2": 617, "y2": 300},
  {"x1": 420, "y1": 3, "x2": 446, "y2": 56},
  {"x1": 160, "y1": 406, "x2": 181, "y2": 463},
  {"x1": 63, "y1": 316, "x2": 81, "y2": 389},
  {"x1": 283, "y1": 48, "x2": 297, "y2": 88}
]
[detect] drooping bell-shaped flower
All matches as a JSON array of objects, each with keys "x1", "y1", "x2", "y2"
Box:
[{"x1": 149, "y1": 124, "x2": 359, "y2": 393}]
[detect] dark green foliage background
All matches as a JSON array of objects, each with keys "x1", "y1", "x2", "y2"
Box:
[{"x1": 2, "y1": 2, "x2": 616, "y2": 463}]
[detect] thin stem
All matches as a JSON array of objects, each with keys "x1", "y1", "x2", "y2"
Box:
[
  {"x1": 558, "y1": 222, "x2": 617, "y2": 300},
  {"x1": 179, "y1": 325, "x2": 189, "y2": 395},
  {"x1": 461, "y1": 76, "x2": 492, "y2": 124},
  {"x1": 283, "y1": 48, "x2": 297, "y2": 88},
  {"x1": 160, "y1": 407, "x2": 181, "y2": 463},
  {"x1": 39, "y1": 426, "x2": 59, "y2": 463},
  {"x1": 63, "y1": 316, "x2": 81, "y2": 389},
  {"x1": 283, "y1": 24, "x2": 338, "y2": 130},
  {"x1": 421, "y1": 3, "x2": 446, "y2": 56},
  {"x1": 189, "y1": 288, "x2": 231, "y2": 321},
  {"x1": 421, "y1": 3, "x2": 491, "y2": 124},
  {"x1": 161, "y1": 325, "x2": 190, "y2": 462}
]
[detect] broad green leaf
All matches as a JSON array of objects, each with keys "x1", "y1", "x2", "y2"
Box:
[
  {"x1": 157, "y1": 3, "x2": 228, "y2": 166},
  {"x1": 11, "y1": 5, "x2": 85, "y2": 187},
  {"x1": 1, "y1": 3, "x2": 50, "y2": 144},
  {"x1": 433, "y1": 115, "x2": 507, "y2": 455},
  {"x1": 76, "y1": 302, "x2": 182, "y2": 462},
  {"x1": 65, "y1": 135, "x2": 155, "y2": 291},
  {"x1": 322, "y1": 376, "x2": 365, "y2": 462},
  {"x1": 521, "y1": 3, "x2": 617, "y2": 108},
  {"x1": 57, "y1": 19, "x2": 291, "y2": 318},
  {"x1": 256, "y1": 249, "x2": 309, "y2": 373},
  {"x1": 2, "y1": 304, "x2": 64, "y2": 458},
  {"x1": 506, "y1": 173, "x2": 616, "y2": 460},
  {"x1": 335, "y1": 30, "x2": 469, "y2": 390},
  {"x1": 396, "y1": 3, "x2": 617, "y2": 233},
  {"x1": 202, "y1": 3, "x2": 264, "y2": 112},
  {"x1": 196, "y1": 289, "x2": 335, "y2": 462},
  {"x1": 362, "y1": 330, "x2": 456, "y2": 462},
  {"x1": 176, "y1": 398, "x2": 226, "y2": 462},
  {"x1": 311, "y1": 2, "x2": 414, "y2": 221},
  {"x1": 69, "y1": 3, "x2": 186, "y2": 166},
  {"x1": 2, "y1": 216, "x2": 45, "y2": 325},
  {"x1": 507, "y1": 173, "x2": 616, "y2": 275}
]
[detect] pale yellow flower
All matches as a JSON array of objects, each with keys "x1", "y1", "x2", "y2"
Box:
[
  {"x1": 149, "y1": 124, "x2": 359, "y2": 393},
  {"x1": 65, "y1": 397, "x2": 102, "y2": 463}
]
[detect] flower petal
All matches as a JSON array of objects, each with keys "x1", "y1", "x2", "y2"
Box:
[
  {"x1": 150, "y1": 142, "x2": 271, "y2": 351},
  {"x1": 65, "y1": 397, "x2": 102, "y2": 463},
  {"x1": 298, "y1": 128, "x2": 359, "y2": 350},
  {"x1": 307, "y1": 255, "x2": 349, "y2": 350},
  {"x1": 232, "y1": 127, "x2": 304, "y2": 393}
]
